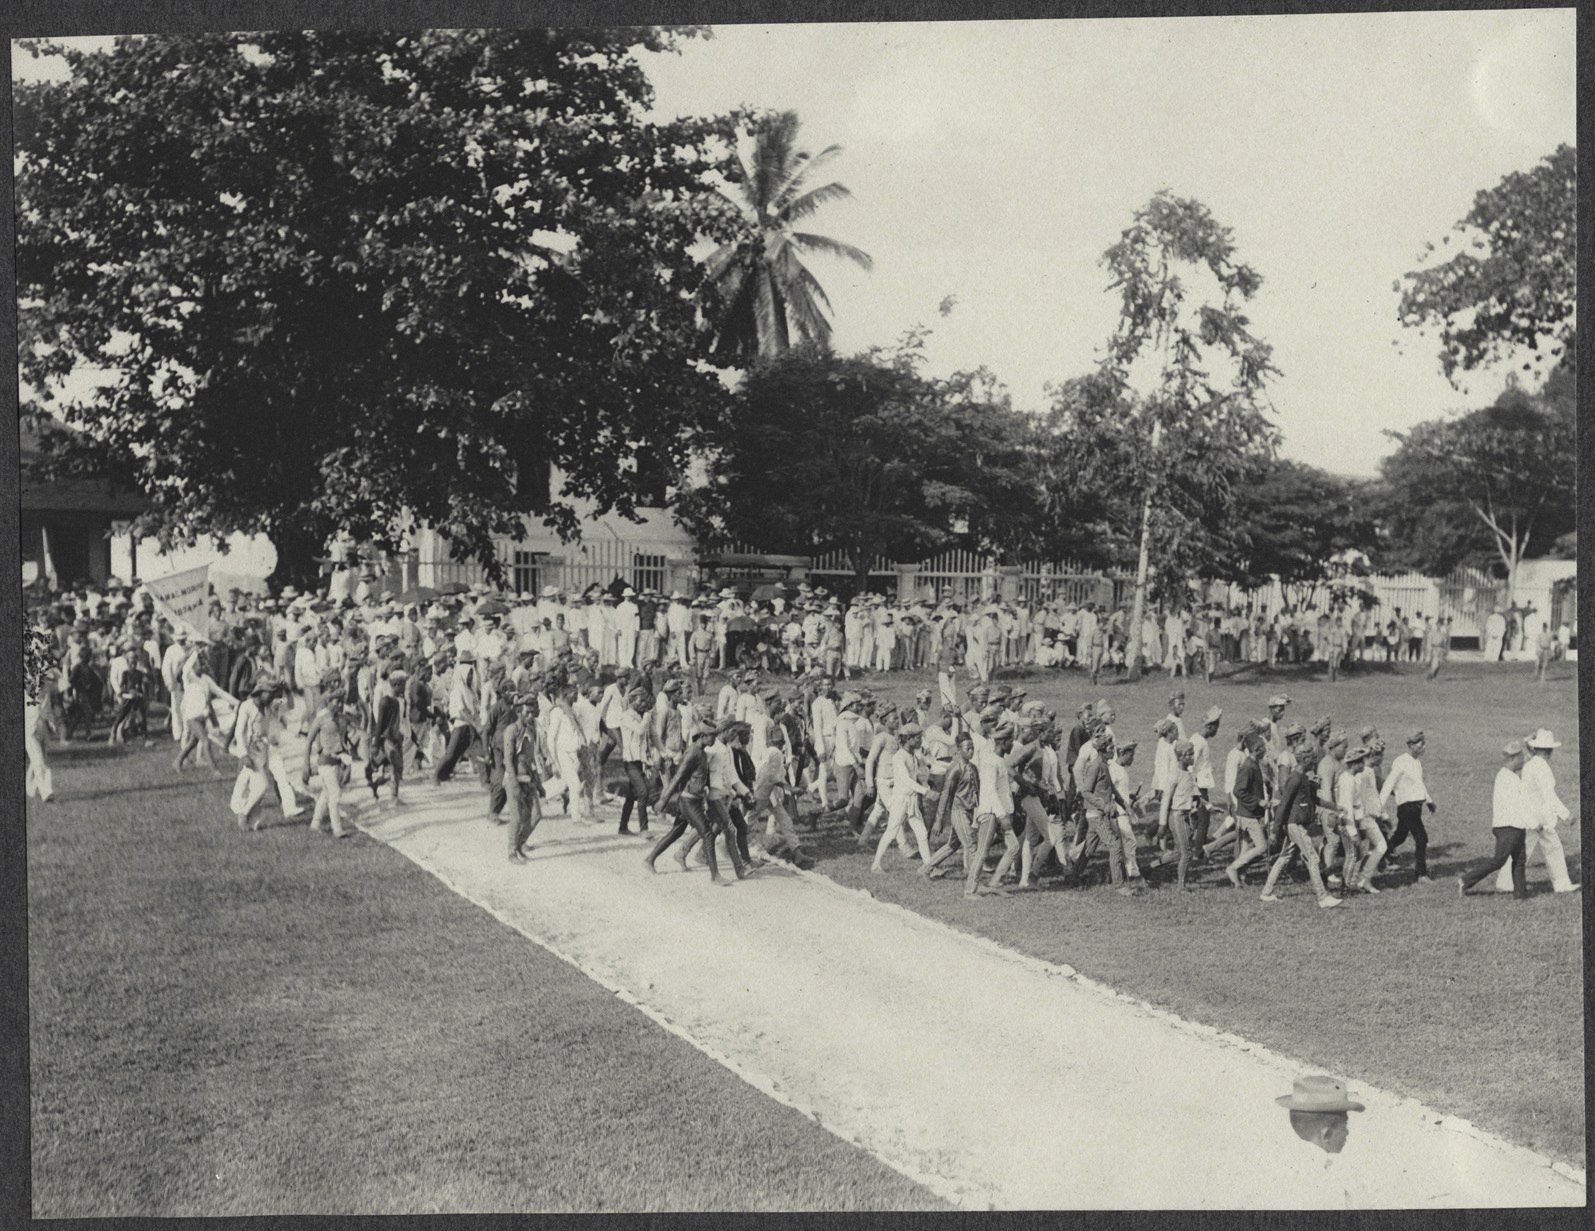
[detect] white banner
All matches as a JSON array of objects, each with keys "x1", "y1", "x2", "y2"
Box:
[{"x1": 145, "y1": 565, "x2": 211, "y2": 640}]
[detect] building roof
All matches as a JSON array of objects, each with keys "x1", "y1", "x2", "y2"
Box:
[{"x1": 19, "y1": 426, "x2": 147, "y2": 516}]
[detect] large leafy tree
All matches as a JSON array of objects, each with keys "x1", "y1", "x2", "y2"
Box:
[
  {"x1": 677, "y1": 343, "x2": 1042, "y2": 591},
  {"x1": 17, "y1": 29, "x2": 738, "y2": 587},
  {"x1": 1223, "y1": 458, "x2": 1381, "y2": 605},
  {"x1": 1373, "y1": 361, "x2": 1576, "y2": 599},
  {"x1": 1094, "y1": 191, "x2": 1279, "y2": 669},
  {"x1": 704, "y1": 109, "x2": 872, "y2": 360},
  {"x1": 1397, "y1": 144, "x2": 1575, "y2": 388}
]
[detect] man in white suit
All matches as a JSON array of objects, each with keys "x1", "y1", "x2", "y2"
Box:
[{"x1": 1496, "y1": 728, "x2": 1578, "y2": 894}]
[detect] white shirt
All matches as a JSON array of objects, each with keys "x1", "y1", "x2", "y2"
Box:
[
  {"x1": 231, "y1": 696, "x2": 265, "y2": 759},
  {"x1": 162, "y1": 643, "x2": 189, "y2": 689},
  {"x1": 616, "y1": 707, "x2": 651, "y2": 762},
  {"x1": 1190, "y1": 730, "x2": 1214, "y2": 790},
  {"x1": 891, "y1": 747, "x2": 928, "y2": 805},
  {"x1": 1356, "y1": 767, "x2": 1382, "y2": 825},
  {"x1": 811, "y1": 695, "x2": 838, "y2": 754},
  {"x1": 974, "y1": 742, "x2": 1014, "y2": 818},
  {"x1": 107, "y1": 653, "x2": 131, "y2": 696},
  {"x1": 1153, "y1": 738, "x2": 1177, "y2": 795},
  {"x1": 1520, "y1": 754, "x2": 1569, "y2": 830},
  {"x1": 1224, "y1": 746, "x2": 1246, "y2": 799},
  {"x1": 707, "y1": 740, "x2": 744, "y2": 796},
  {"x1": 1108, "y1": 759, "x2": 1133, "y2": 818},
  {"x1": 573, "y1": 696, "x2": 602, "y2": 743},
  {"x1": 1378, "y1": 752, "x2": 1432, "y2": 809},
  {"x1": 474, "y1": 628, "x2": 505, "y2": 662},
  {"x1": 180, "y1": 670, "x2": 229, "y2": 722},
  {"x1": 1335, "y1": 768, "x2": 1362, "y2": 824},
  {"x1": 833, "y1": 712, "x2": 863, "y2": 767},
  {"x1": 546, "y1": 703, "x2": 584, "y2": 757},
  {"x1": 447, "y1": 665, "x2": 478, "y2": 725},
  {"x1": 1492, "y1": 766, "x2": 1527, "y2": 830},
  {"x1": 921, "y1": 722, "x2": 956, "y2": 776},
  {"x1": 597, "y1": 682, "x2": 626, "y2": 729}
]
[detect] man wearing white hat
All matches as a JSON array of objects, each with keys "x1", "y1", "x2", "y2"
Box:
[
  {"x1": 614, "y1": 587, "x2": 640, "y2": 669},
  {"x1": 665, "y1": 590, "x2": 692, "y2": 669},
  {"x1": 714, "y1": 588, "x2": 741, "y2": 670},
  {"x1": 1264, "y1": 694, "x2": 1292, "y2": 760},
  {"x1": 161, "y1": 627, "x2": 192, "y2": 739},
  {"x1": 1496, "y1": 729, "x2": 1577, "y2": 894},
  {"x1": 1189, "y1": 705, "x2": 1221, "y2": 853}
]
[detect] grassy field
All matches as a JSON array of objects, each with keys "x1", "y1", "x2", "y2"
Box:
[
  {"x1": 26, "y1": 652, "x2": 1583, "y2": 1216},
  {"x1": 27, "y1": 740, "x2": 946, "y2": 1216},
  {"x1": 796, "y1": 653, "x2": 1585, "y2": 1165}
]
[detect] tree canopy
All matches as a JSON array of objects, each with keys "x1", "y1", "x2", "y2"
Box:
[
  {"x1": 1373, "y1": 360, "x2": 1576, "y2": 595},
  {"x1": 1224, "y1": 459, "x2": 1380, "y2": 603},
  {"x1": 677, "y1": 341, "x2": 1042, "y2": 588},
  {"x1": 704, "y1": 109, "x2": 872, "y2": 360},
  {"x1": 1397, "y1": 144, "x2": 1575, "y2": 387},
  {"x1": 16, "y1": 29, "x2": 738, "y2": 586}
]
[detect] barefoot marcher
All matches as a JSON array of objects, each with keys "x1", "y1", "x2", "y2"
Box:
[
  {"x1": 648, "y1": 706, "x2": 739, "y2": 884},
  {"x1": 965, "y1": 715, "x2": 1021, "y2": 896},
  {"x1": 872, "y1": 723, "x2": 933, "y2": 873},
  {"x1": 1259, "y1": 744, "x2": 1342, "y2": 909},
  {"x1": 1158, "y1": 739, "x2": 1199, "y2": 889},
  {"x1": 304, "y1": 693, "x2": 353, "y2": 839},
  {"x1": 1224, "y1": 730, "x2": 1269, "y2": 888},
  {"x1": 504, "y1": 690, "x2": 547, "y2": 863},
  {"x1": 923, "y1": 727, "x2": 978, "y2": 879},
  {"x1": 228, "y1": 680, "x2": 276, "y2": 829}
]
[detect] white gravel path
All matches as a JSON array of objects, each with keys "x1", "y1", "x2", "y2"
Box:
[{"x1": 330, "y1": 764, "x2": 1582, "y2": 1211}]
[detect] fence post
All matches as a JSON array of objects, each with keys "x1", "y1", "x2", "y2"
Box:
[
  {"x1": 998, "y1": 565, "x2": 1022, "y2": 604},
  {"x1": 896, "y1": 563, "x2": 920, "y2": 604},
  {"x1": 664, "y1": 556, "x2": 697, "y2": 598}
]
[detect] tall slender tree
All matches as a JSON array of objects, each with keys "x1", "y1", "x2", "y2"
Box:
[
  {"x1": 704, "y1": 110, "x2": 872, "y2": 360},
  {"x1": 1096, "y1": 191, "x2": 1279, "y2": 675}
]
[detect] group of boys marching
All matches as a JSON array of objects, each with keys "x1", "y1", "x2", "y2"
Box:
[{"x1": 27, "y1": 577, "x2": 1575, "y2": 902}]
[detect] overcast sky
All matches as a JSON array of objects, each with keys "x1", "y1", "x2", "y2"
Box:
[
  {"x1": 16, "y1": 11, "x2": 1575, "y2": 478},
  {"x1": 642, "y1": 11, "x2": 1575, "y2": 474}
]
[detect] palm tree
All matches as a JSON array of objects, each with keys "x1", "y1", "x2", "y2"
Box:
[{"x1": 705, "y1": 110, "x2": 873, "y2": 360}]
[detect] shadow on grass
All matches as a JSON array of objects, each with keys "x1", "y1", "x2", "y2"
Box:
[
  {"x1": 63, "y1": 778, "x2": 219, "y2": 804},
  {"x1": 52, "y1": 739, "x2": 154, "y2": 764}
]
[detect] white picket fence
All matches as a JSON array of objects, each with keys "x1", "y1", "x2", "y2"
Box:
[
  {"x1": 422, "y1": 531, "x2": 1566, "y2": 650},
  {"x1": 422, "y1": 535, "x2": 669, "y2": 597}
]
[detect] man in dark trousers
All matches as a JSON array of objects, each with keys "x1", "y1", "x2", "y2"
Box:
[
  {"x1": 647, "y1": 706, "x2": 742, "y2": 884},
  {"x1": 1458, "y1": 740, "x2": 1530, "y2": 900},
  {"x1": 367, "y1": 665, "x2": 407, "y2": 805},
  {"x1": 504, "y1": 690, "x2": 547, "y2": 863}
]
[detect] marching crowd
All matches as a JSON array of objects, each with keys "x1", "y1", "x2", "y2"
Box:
[{"x1": 23, "y1": 576, "x2": 1577, "y2": 903}]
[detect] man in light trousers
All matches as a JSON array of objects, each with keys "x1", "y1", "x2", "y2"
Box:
[{"x1": 1496, "y1": 728, "x2": 1578, "y2": 894}]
